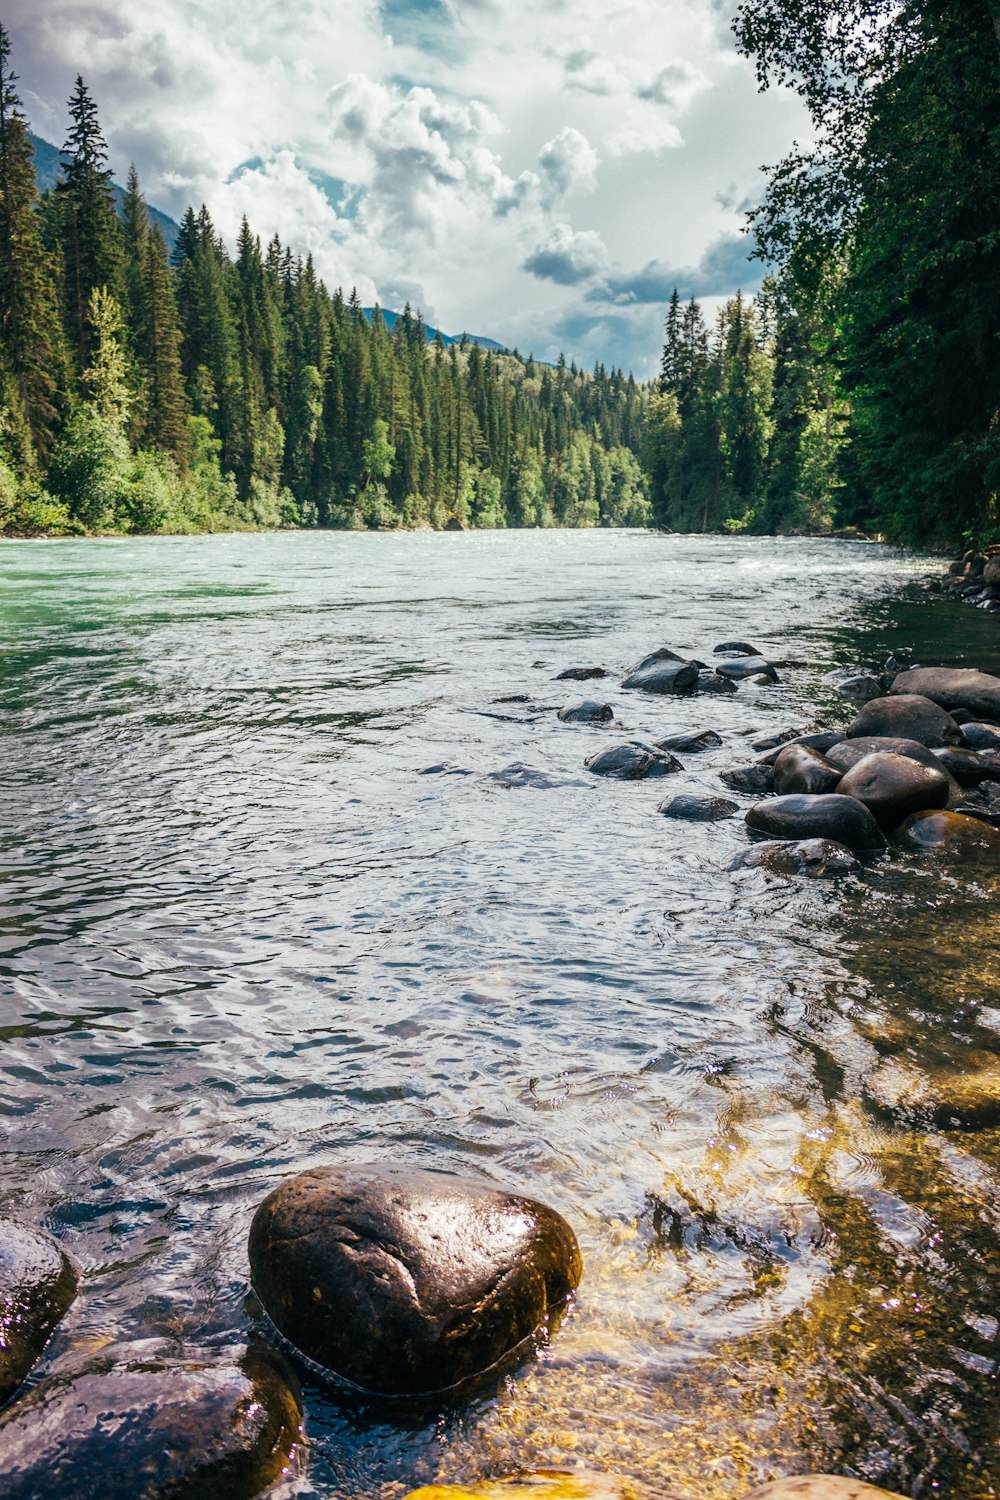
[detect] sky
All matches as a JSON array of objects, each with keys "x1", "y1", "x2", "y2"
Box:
[{"x1": 6, "y1": 0, "x2": 809, "y2": 377}]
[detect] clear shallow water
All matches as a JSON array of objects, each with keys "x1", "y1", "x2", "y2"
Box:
[{"x1": 1, "y1": 530, "x2": 999, "y2": 1498}]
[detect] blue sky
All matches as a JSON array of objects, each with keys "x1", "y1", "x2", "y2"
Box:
[{"x1": 7, "y1": 0, "x2": 808, "y2": 376}]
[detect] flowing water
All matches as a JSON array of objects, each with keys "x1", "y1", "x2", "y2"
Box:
[{"x1": 1, "y1": 530, "x2": 999, "y2": 1499}]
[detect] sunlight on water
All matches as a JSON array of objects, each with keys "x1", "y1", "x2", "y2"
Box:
[{"x1": 1, "y1": 531, "x2": 999, "y2": 1497}]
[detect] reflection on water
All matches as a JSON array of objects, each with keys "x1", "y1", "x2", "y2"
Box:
[{"x1": 1, "y1": 531, "x2": 999, "y2": 1497}]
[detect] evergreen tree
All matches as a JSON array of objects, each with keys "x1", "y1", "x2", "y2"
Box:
[
  {"x1": 56, "y1": 76, "x2": 123, "y2": 371},
  {"x1": 140, "y1": 225, "x2": 189, "y2": 464}
]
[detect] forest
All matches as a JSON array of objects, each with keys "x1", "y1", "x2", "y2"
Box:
[{"x1": 0, "y1": 0, "x2": 996, "y2": 547}]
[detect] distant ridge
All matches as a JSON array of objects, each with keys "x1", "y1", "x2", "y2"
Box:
[
  {"x1": 363, "y1": 307, "x2": 512, "y2": 356},
  {"x1": 28, "y1": 132, "x2": 180, "y2": 249}
]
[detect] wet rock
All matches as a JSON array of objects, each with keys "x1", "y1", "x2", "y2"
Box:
[
  {"x1": 554, "y1": 667, "x2": 607, "y2": 681},
  {"x1": 556, "y1": 700, "x2": 614, "y2": 725},
  {"x1": 658, "y1": 793, "x2": 738, "y2": 821},
  {"x1": 963, "y1": 722, "x2": 1000, "y2": 752},
  {"x1": 930, "y1": 745, "x2": 1000, "y2": 786},
  {"x1": 0, "y1": 1344, "x2": 301, "y2": 1500},
  {"x1": 757, "y1": 732, "x2": 844, "y2": 766},
  {"x1": 825, "y1": 735, "x2": 951, "y2": 775},
  {"x1": 713, "y1": 641, "x2": 760, "y2": 657},
  {"x1": 402, "y1": 1472, "x2": 649, "y2": 1500},
  {"x1": 655, "y1": 729, "x2": 723, "y2": 753},
  {"x1": 746, "y1": 794, "x2": 886, "y2": 852},
  {"x1": 695, "y1": 670, "x2": 738, "y2": 695},
  {"x1": 955, "y1": 778, "x2": 1000, "y2": 820},
  {"x1": 891, "y1": 665, "x2": 1000, "y2": 722},
  {"x1": 485, "y1": 763, "x2": 589, "y2": 790},
  {"x1": 0, "y1": 1220, "x2": 78, "y2": 1404},
  {"x1": 745, "y1": 1480, "x2": 904, "y2": 1500},
  {"x1": 752, "y1": 672, "x2": 779, "y2": 685},
  {"x1": 773, "y1": 744, "x2": 843, "y2": 796},
  {"x1": 715, "y1": 656, "x2": 777, "y2": 682},
  {"x1": 986, "y1": 556, "x2": 1000, "y2": 585},
  {"x1": 897, "y1": 809, "x2": 1000, "y2": 859},
  {"x1": 751, "y1": 727, "x2": 806, "y2": 752},
  {"x1": 729, "y1": 838, "x2": 860, "y2": 878},
  {"x1": 719, "y1": 764, "x2": 775, "y2": 795},
  {"x1": 845, "y1": 693, "x2": 964, "y2": 747},
  {"x1": 826, "y1": 668, "x2": 884, "y2": 704},
  {"x1": 585, "y1": 742, "x2": 682, "y2": 779},
  {"x1": 620, "y1": 653, "x2": 698, "y2": 695},
  {"x1": 419, "y1": 763, "x2": 474, "y2": 777},
  {"x1": 248, "y1": 1165, "x2": 582, "y2": 1397},
  {"x1": 837, "y1": 751, "x2": 951, "y2": 823}
]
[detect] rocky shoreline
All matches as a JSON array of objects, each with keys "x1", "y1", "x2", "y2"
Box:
[
  {"x1": 933, "y1": 545, "x2": 1000, "y2": 613},
  {"x1": 1, "y1": 568, "x2": 996, "y2": 1499}
]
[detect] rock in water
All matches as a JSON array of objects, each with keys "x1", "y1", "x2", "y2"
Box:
[
  {"x1": 746, "y1": 794, "x2": 886, "y2": 852},
  {"x1": 658, "y1": 793, "x2": 738, "y2": 821},
  {"x1": 585, "y1": 742, "x2": 682, "y2": 779},
  {"x1": 0, "y1": 1345, "x2": 301, "y2": 1500},
  {"x1": 556, "y1": 701, "x2": 614, "y2": 725},
  {"x1": 554, "y1": 667, "x2": 607, "y2": 681},
  {"x1": 695, "y1": 670, "x2": 738, "y2": 695},
  {"x1": 714, "y1": 656, "x2": 777, "y2": 681},
  {"x1": 891, "y1": 666, "x2": 1000, "y2": 722},
  {"x1": 620, "y1": 652, "x2": 698, "y2": 695},
  {"x1": 837, "y1": 751, "x2": 951, "y2": 823},
  {"x1": 757, "y1": 731, "x2": 844, "y2": 765},
  {"x1": 719, "y1": 764, "x2": 775, "y2": 795},
  {"x1": 846, "y1": 694, "x2": 964, "y2": 746},
  {"x1": 826, "y1": 735, "x2": 952, "y2": 774},
  {"x1": 248, "y1": 1165, "x2": 582, "y2": 1396},
  {"x1": 963, "y1": 722, "x2": 1000, "y2": 752},
  {"x1": 930, "y1": 745, "x2": 1000, "y2": 785},
  {"x1": 655, "y1": 729, "x2": 723, "y2": 753},
  {"x1": 403, "y1": 1474, "x2": 653, "y2": 1500},
  {"x1": 897, "y1": 809, "x2": 1000, "y2": 859},
  {"x1": 713, "y1": 641, "x2": 760, "y2": 657},
  {"x1": 729, "y1": 839, "x2": 860, "y2": 878},
  {"x1": 772, "y1": 744, "x2": 843, "y2": 795},
  {"x1": 826, "y1": 669, "x2": 884, "y2": 704},
  {"x1": 0, "y1": 1220, "x2": 77, "y2": 1404},
  {"x1": 745, "y1": 1481, "x2": 905, "y2": 1500}
]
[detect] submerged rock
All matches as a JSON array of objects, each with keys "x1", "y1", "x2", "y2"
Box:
[
  {"x1": 0, "y1": 1344, "x2": 301, "y2": 1500},
  {"x1": 403, "y1": 1472, "x2": 650, "y2": 1500},
  {"x1": 837, "y1": 751, "x2": 951, "y2": 823},
  {"x1": 248, "y1": 1165, "x2": 582, "y2": 1397},
  {"x1": 655, "y1": 729, "x2": 723, "y2": 753},
  {"x1": 846, "y1": 694, "x2": 964, "y2": 747},
  {"x1": 556, "y1": 700, "x2": 614, "y2": 725},
  {"x1": 729, "y1": 838, "x2": 860, "y2": 878},
  {"x1": 620, "y1": 652, "x2": 698, "y2": 695},
  {"x1": 0, "y1": 1220, "x2": 78, "y2": 1405},
  {"x1": 772, "y1": 743, "x2": 843, "y2": 796},
  {"x1": 891, "y1": 665, "x2": 1000, "y2": 722},
  {"x1": 695, "y1": 670, "x2": 738, "y2": 695},
  {"x1": 554, "y1": 667, "x2": 607, "y2": 681},
  {"x1": 963, "y1": 721, "x2": 1000, "y2": 752},
  {"x1": 746, "y1": 794, "x2": 886, "y2": 852},
  {"x1": 719, "y1": 764, "x2": 775, "y2": 795},
  {"x1": 745, "y1": 1481, "x2": 905, "y2": 1500},
  {"x1": 485, "y1": 763, "x2": 588, "y2": 790},
  {"x1": 658, "y1": 793, "x2": 738, "y2": 821},
  {"x1": 897, "y1": 809, "x2": 1000, "y2": 859},
  {"x1": 713, "y1": 640, "x2": 760, "y2": 657},
  {"x1": 585, "y1": 742, "x2": 682, "y2": 779}
]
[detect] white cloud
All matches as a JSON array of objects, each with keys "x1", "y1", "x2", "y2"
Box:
[
  {"x1": 524, "y1": 224, "x2": 610, "y2": 285},
  {"x1": 537, "y1": 128, "x2": 599, "y2": 202}
]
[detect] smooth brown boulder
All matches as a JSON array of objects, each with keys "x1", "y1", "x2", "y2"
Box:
[
  {"x1": 930, "y1": 744, "x2": 1000, "y2": 786},
  {"x1": 837, "y1": 751, "x2": 951, "y2": 823},
  {"x1": 846, "y1": 694, "x2": 964, "y2": 746},
  {"x1": 0, "y1": 1344, "x2": 301, "y2": 1500},
  {"x1": 403, "y1": 1472, "x2": 658, "y2": 1500},
  {"x1": 0, "y1": 1220, "x2": 77, "y2": 1404},
  {"x1": 746, "y1": 794, "x2": 885, "y2": 852},
  {"x1": 773, "y1": 743, "x2": 843, "y2": 795},
  {"x1": 745, "y1": 1480, "x2": 904, "y2": 1500},
  {"x1": 826, "y1": 735, "x2": 953, "y2": 774},
  {"x1": 729, "y1": 838, "x2": 860, "y2": 877},
  {"x1": 891, "y1": 665, "x2": 1000, "y2": 722},
  {"x1": 897, "y1": 809, "x2": 1000, "y2": 859},
  {"x1": 249, "y1": 1165, "x2": 582, "y2": 1396}
]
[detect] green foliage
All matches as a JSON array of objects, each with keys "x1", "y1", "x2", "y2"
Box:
[
  {"x1": 47, "y1": 402, "x2": 131, "y2": 529},
  {"x1": 0, "y1": 453, "x2": 73, "y2": 534}
]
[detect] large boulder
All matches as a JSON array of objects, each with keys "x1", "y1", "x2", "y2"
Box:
[
  {"x1": 826, "y1": 735, "x2": 952, "y2": 774},
  {"x1": 891, "y1": 666, "x2": 1000, "y2": 722},
  {"x1": 837, "y1": 751, "x2": 951, "y2": 823},
  {"x1": 757, "y1": 732, "x2": 844, "y2": 766},
  {"x1": 658, "y1": 793, "x2": 738, "y2": 821},
  {"x1": 845, "y1": 694, "x2": 964, "y2": 746},
  {"x1": 620, "y1": 651, "x2": 698, "y2": 695},
  {"x1": 897, "y1": 809, "x2": 1000, "y2": 859},
  {"x1": 745, "y1": 1481, "x2": 904, "y2": 1500},
  {"x1": 729, "y1": 838, "x2": 860, "y2": 878},
  {"x1": 985, "y1": 556, "x2": 1000, "y2": 586},
  {"x1": 585, "y1": 742, "x2": 682, "y2": 779},
  {"x1": 556, "y1": 701, "x2": 613, "y2": 725},
  {"x1": 0, "y1": 1220, "x2": 77, "y2": 1404},
  {"x1": 746, "y1": 794, "x2": 886, "y2": 852},
  {"x1": 772, "y1": 744, "x2": 843, "y2": 796},
  {"x1": 930, "y1": 745, "x2": 1000, "y2": 786},
  {"x1": 248, "y1": 1165, "x2": 582, "y2": 1396},
  {"x1": 0, "y1": 1344, "x2": 301, "y2": 1500}
]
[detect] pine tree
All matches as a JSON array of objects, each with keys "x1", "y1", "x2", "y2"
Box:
[
  {"x1": 140, "y1": 225, "x2": 189, "y2": 464},
  {"x1": 56, "y1": 76, "x2": 123, "y2": 371},
  {"x1": 0, "y1": 24, "x2": 67, "y2": 460}
]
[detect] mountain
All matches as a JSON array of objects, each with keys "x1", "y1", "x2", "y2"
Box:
[
  {"x1": 363, "y1": 307, "x2": 512, "y2": 356},
  {"x1": 28, "y1": 132, "x2": 180, "y2": 248}
]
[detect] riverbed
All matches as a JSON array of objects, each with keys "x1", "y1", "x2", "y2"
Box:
[{"x1": 1, "y1": 530, "x2": 999, "y2": 1498}]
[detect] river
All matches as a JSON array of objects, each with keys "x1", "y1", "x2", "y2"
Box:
[{"x1": 1, "y1": 530, "x2": 999, "y2": 1498}]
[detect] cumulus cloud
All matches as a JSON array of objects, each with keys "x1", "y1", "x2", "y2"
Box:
[
  {"x1": 590, "y1": 232, "x2": 766, "y2": 306},
  {"x1": 523, "y1": 225, "x2": 610, "y2": 285},
  {"x1": 537, "y1": 128, "x2": 599, "y2": 201}
]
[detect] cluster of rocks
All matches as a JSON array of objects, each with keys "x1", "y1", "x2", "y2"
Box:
[
  {"x1": 556, "y1": 642, "x2": 1000, "y2": 877},
  {"x1": 934, "y1": 547, "x2": 1000, "y2": 612},
  {"x1": 400, "y1": 1475, "x2": 904, "y2": 1500}
]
